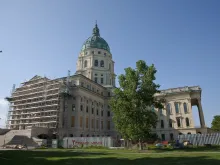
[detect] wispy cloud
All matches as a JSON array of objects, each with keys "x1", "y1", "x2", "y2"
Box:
[{"x1": 0, "y1": 98, "x2": 8, "y2": 128}]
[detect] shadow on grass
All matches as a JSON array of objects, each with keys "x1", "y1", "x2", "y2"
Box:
[
  {"x1": 149, "y1": 146, "x2": 220, "y2": 153},
  {"x1": 0, "y1": 150, "x2": 220, "y2": 165}
]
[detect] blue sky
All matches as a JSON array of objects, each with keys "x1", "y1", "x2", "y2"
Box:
[{"x1": 0, "y1": 0, "x2": 219, "y2": 127}]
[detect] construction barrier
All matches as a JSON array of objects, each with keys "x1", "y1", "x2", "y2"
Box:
[
  {"x1": 178, "y1": 133, "x2": 220, "y2": 146},
  {"x1": 62, "y1": 137, "x2": 113, "y2": 148}
]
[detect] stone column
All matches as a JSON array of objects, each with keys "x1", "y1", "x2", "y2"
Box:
[
  {"x1": 187, "y1": 98, "x2": 194, "y2": 127},
  {"x1": 197, "y1": 98, "x2": 206, "y2": 128}
]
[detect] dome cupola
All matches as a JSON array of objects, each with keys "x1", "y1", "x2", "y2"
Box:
[{"x1": 81, "y1": 23, "x2": 110, "y2": 53}]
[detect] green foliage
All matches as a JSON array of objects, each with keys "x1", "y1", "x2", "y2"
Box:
[
  {"x1": 110, "y1": 60, "x2": 163, "y2": 142},
  {"x1": 211, "y1": 115, "x2": 220, "y2": 131}
]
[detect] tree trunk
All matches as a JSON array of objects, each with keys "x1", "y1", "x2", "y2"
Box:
[{"x1": 139, "y1": 139, "x2": 143, "y2": 150}]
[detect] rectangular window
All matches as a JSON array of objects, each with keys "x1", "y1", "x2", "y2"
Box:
[
  {"x1": 86, "y1": 117, "x2": 88, "y2": 128},
  {"x1": 96, "y1": 120, "x2": 99, "y2": 129},
  {"x1": 161, "y1": 134, "x2": 165, "y2": 141},
  {"x1": 72, "y1": 104, "x2": 75, "y2": 111},
  {"x1": 80, "y1": 105, "x2": 83, "y2": 111},
  {"x1": 97, "y1": 109, "x2": 99, "y2": 115},
  {"x1": 101, "y1": 121, "x2": 103, "y2": 129},
  {"x1": 91, "y1": 119, "x2": 94, "y2": 128},
  {"x1": 161, "y1": 120, "x2": 164, "y2": 128},
  {"x1": 107, "y1": 111, "x2": 110, "y2": 117},
  {"x1": 169, "y1": 119, "x2": 173, "y2": 128},
  {"x1": 170, "y1": 133, "x2": 174, "y2": 140},
  {"x1": 101, "y1": 110, "x2": 103, "y2": 117},
  {"x1": 176, "y1": 117, "x2": 181, "y2": 127},
  {"x1": 175, "y1": 102, "x2": 179, "y2": 114},
  {"x1": 92, "y1": 108, "x2": 94, "y2": 114},
  {"x1": 107, "y1": 121, "x2": 110, "y2": 130},
  {"x1": 86, "y1": 106, "x2": 88, "y2": 113},
  {"x1": 80, "y1": 116, "x2": 83, "y2": 127},
  {"x1": 71, "y1": 116, "x2": 75, "y2": 127},
  {"x1": 101, "y1": 78, "x2": 104, "y2": 84},
  {"x1": 166, "y1": 103, "x2": 171, "y2": 115},
  {"x1": 95, "y1": 77, "x2": 98, "y2": 83}
]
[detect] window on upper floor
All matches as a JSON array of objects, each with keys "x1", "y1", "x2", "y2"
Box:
[
  {"x1": 169, "y1": 119, "x2": 173, "y2": 128},
  {"x1": 80, "y1": 105, "x2": 83, "y2": 111},
  {"x1": 175, "y1": 102, "x2": 179, "y2": 114},
  {"x1": 100, "y1": 60, "x2": 104, "y2": 67},
  {"x1": 101, "y1": 78, "x2": 104, "y2": 84},
  {"x1": 95, "y1": 77, "x2": 98, "y2": 83},
  {"x1": 84, "y1": 60, "x2": 87, "y2": 68},
  {"x1": 72, "y1": 104, "x2": 75, "y2": 111},
  {"x1": 96, "y1": 109, "x2": 99, "y2": 115},
  {"x1": 186, "y1": 117, "x2": 190, "y2": 127},
  {"x1": 176, "y1": 117, "x2": 181, "y2": 127},
  {"x1": 94, "y1": 60, "x2": 98, "y2": 67},
  {"x1": 161, "y1": 120, "x2": 164, "y2": 128},
  {"x1": 109, "y1": 64, "x2": 111, "y2": 70},
  {"x1": 183, "y1": 103, "x2": 188, "y2": 114},
  {"x1": 107, "y1": 111, "x2": 110, "y2": 117},
  {"x1": 86, "y1": 106, "x2": 88, "y2": 113},
  {"x1": 166, "y1": 103, "x2": 172, "y2": 115},
  {"x1": 92, "y1": 51, "x2": 94, "y2": 54},
  {"x1": 98, "y1": 51, "x2": 101, "y2": 54}
]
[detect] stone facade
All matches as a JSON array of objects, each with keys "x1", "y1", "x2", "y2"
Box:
[
  {"x1": 6, "y1": 24, "x2": 207, "y2": 141},
  {"x1": 153, "y1": 86, "x2": 207, "y2": 141}
]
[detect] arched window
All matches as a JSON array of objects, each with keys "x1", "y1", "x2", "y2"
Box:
[
  {"x1": 100, "y1": 60, "x2": 104, "y2": 67},
  {"x1": 186, "y1": 117, "x2": 190, "y2": 127},
  {"x1": 84, "y1": 60, "x2": 87, "y2": 67},
  {"x1": 166, "y1": 103, "x2": 171, "y2": 114},
  {"x1": 187, "y1": 132, "x2": 191, "y2": 135},
  {"x1": 94, "y1": 60, "x2": 98, "y2": 67},
  {"x1": 175, "y1": 102, "x2": 179, "y2": 114},
  {"x1": 183, "y1": 103, "x2": 188, "y2": 114}
]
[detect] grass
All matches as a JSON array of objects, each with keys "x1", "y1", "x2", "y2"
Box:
[{"x1": 0, "y1": 148, "x2": 220, "y2": 165}]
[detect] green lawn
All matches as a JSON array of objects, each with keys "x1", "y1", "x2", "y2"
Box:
[{"x1": 0, "y1": 148, "x2": 220, "y2": 165}]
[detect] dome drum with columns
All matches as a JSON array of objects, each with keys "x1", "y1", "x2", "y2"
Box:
[{"x1": 76, "y1": 23, "x2": 116, "y2": 87}]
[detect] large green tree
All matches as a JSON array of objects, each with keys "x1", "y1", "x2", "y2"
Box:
[
  {"x1": 110, "y1": 60, "x2": 163, "y2": 149},
  {"x1": 211, "y1": 115, "x2": 220, "y2": 131}
]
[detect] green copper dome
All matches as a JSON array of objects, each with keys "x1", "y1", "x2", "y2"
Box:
[{"x1": 81, "y1": 24, "x2": 111, "y2": 53}]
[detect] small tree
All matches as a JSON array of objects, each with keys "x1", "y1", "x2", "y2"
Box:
[
  {"x1": 211, "y1": 115, "x2": 220, "y2": 132},
  {"x1": 110, "y1": 60, "x2": 163, "y2": 150}
]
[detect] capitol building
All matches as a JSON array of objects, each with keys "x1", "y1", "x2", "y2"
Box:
[{"x1": 5, "y1": 24, "x2": 209, "y2": 141}]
